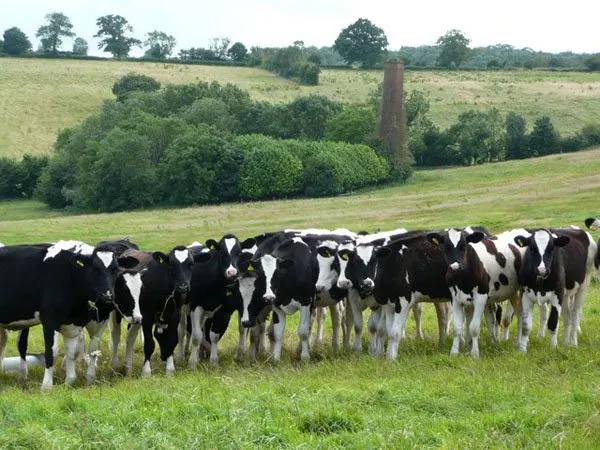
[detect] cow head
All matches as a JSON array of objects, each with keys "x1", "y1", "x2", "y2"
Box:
[
  {"x1": 336, "y1": 241, "x2": 378, "y2": 296},
  {"x1": 514, "y1": 229, "x2": 570, "y2": 280},
  {"x1": 315, "y1": 240, "x2": 340, "y2": 293},
  {"x1": 427, "y1": 229, "x2": 486, "y2": 273},
  {"x1": 205, "y1": 234, "x2": 244, "y2": 283},
  {"x1": 152, "y1": 246, "x2": 196, "y2": 294},
  {"x1": 258, "y1": 253, "x2": 294, "y2": 304},
  {"x1": 238, "y1": 254, "x2": 266, "y2": 328},
  {"x1": 115, "y1": 271, "x2": 143, "y2": 324},
  {"x1": 70, "y1": 250, "x2": 139, "y2": 305}
]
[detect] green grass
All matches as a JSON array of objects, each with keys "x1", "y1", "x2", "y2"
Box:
[
  {"x1": 2, "y1": 58, "x2": 600, "y2": 157},
  {"x1": 1, "y1": 149, "x2": 600, "y2": 447}
]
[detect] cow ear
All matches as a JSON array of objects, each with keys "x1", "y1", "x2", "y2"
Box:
[
  {"x1": 357, "y1": 230, "x2": 370, "y2": 236},
  {"x1": 513, "y1": 235, "x2": 529, "y2": 248},
  {"x1": 152, "y1": 251, "x2": 168, "y2": 264},
  {"x1": 375, "y1": 247, "x2": 392, "y2": 260},
  {"x1": 466, "y1": 231, "x2": 485, "y2": 244},
  {"x1": 241, "y1": 238, "x2": 256, "y2": 250},
  {"x1": 193, "y1": 251, "x2": 212, "y2": 263},
  {"x1": 554, "y1": 236, "x2": 570, "y2": 247},
  {"x1": 69, "y1": 253, "x2": 89, "y2": 269},
  {"x1": 205, "y1": 239, "x2": 218, "y2": 251},
  {"x1": 279, "y1": 259, "x2": 294, "y2": 270},
  {"x1": 316, "y1": 246, "x2": 332, "y2": 258},
  {"x1": 117, "y1": 256, "x2": 139, "y2": 269},
  {"x1": 240, "y1": 258, "x2": 259, "y2": 273},
  {"x1": 427, "y1": 233, "x2": 443, "y2": 246},
  {"x1": 338, "y1": 250, "x2": 353, "y2": 261},
  {"x1": 278, "y1": 239, "x2": 294, "y2": 251}
]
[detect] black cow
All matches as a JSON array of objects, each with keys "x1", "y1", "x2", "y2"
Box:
[
  {"x1": 0, "y1": 242, "x2": 138, "y2": 390},
  {"x1": 119, "y1": 246, "x2": 197, "y2": 376},
  {"x1": 514, "y1": 227, "x2": 597, "y2": 351}
]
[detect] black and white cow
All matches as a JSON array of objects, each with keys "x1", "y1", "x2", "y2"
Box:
[
  {"x1": 335, "y1": 229, "x2": 408, "y2": 355},
  {"x1": 427, "y1": 228, "x2": 523, "y2": 357},
  {"x1": 585, "y1": 218, "x2": 600, "y2": 273},
  {"x1": 0, "y1": 242, "x2": 138, "y2": 389},
  {"x1": 239, "y1": 233, "x2": 316, "y2": 361},
  {"x1": 513, "y1": 226, "x2": 597, "y2": 351},
  {"x1": 118, "y1": 246, "x2": 197, "y2": 376}
]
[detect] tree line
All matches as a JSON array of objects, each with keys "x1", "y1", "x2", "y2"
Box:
[{"x1": 2, "y1": 14, "x2": 599, "y2": 72}]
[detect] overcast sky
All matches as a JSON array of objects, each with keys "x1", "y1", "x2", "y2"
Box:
[{"x1": 2, "y1": 0, "x2": 599, "y2": 57}]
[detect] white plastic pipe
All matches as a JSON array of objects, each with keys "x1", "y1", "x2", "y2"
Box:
[{"x1": 2, "y1": 354, "x2": 45, "y2": 372}]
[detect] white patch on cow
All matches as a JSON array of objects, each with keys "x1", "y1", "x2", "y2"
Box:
[
  {"x1": 356, "y1": 245, "x2": 374, "y2": 267},
  {"x1": 469, "y1": 239, "x2": 520, "y2": 302},
  {"x1": 60, "y1": 324, "x2": 82, "y2": 339},
  {"x1": 450, "y1": 262, "x2": 460, "y2": 271},
  {"x1": 187, "y1": 241, "x2": 202, "y2": 248},
  {"x1": 261, "y1": 254, "x2": 278, "y2": 299},
  {"x1": 0, "y1": 242, "x2": 4, "y2": 247},
  {"x1": 280, "y1": 298, "x2": 301, "y2": 315},
  {"x1": 464, "y1": 226, "x2": 474, "y2": 234},
  {"x1": 239, "y1": 276, "x2": 256, "y2": 323},
  {"x1": 316, "y1": 257, "x2": 336, "y2": 291},
  {"x1": 292, "y1": 237, "x2": 308, "y2": 246},
  {"x1": 123, "y1": 273, "x2": 143, "y2": 322},
  {"x1": 448, "y1": 229, "x2": 462, "y2": 248},
  {"x1": 356, "y1": 228, "x2": 407, "y2": 246},
  {"x1": 97, "y1": 251, "x2": 114, "y2": 268},
  {"x1": 533, "y1": 230, "x2": 551, "y2": 273},
  {"x1": 1, "y1": 311, "x2": 41, "y2": 330},
  {"x1": 44, "y1": 240, "x2": 94, "y2": 261},
  {"x1": 224, "y1": 238, "x2": 237, "y2": 254},
  {"x1": 174, "y1": 249, "x2": 189, "y2": 264}
]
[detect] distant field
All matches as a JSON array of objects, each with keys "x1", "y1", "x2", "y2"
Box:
[
  {"x1": 1, "y1": 148, "x2": 600, "y2": 447},
  {"x1": 2, "y1": 57, "x2": 600, "y2": 157}
]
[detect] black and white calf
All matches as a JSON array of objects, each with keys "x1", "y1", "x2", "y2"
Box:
[
  {"x1": 119, "y1": 246, "x2": 197, "y2": 376},
  {"x1": 0, "y1": 242, "x2": 138, "y2": 389},
  {"x1": 514, "y1": 227, "x2": 597, "y2": 351},
  {"x1": 427, "y1": 228, "x2": 522, "y2": 357},
  {"x1": 585, "y1": 218, "x2": 600, "y2": 273}
]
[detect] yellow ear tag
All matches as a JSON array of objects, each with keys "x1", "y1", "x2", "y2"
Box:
[
  {"x1": 247, "y1": 263, "x2": 254, "y2": 271},
  {"x1": 226, "y1": 289, "x2": 233, "y2": 296},
  {"x1": 159, "y1": 256, "x2": 164, "y2": 264},
  {"x1": 210, "y1": 245, "x2": 216, "y2": 250},
  {"x1": 341, "y1": 253, "x2": 349, "y2": 261},
  {"x1": 432, "y1": 237, "x2": 439, "y2": 245},
  {"x1": 517, "y1": 238, "x2": 524, "y2": 247},
  {"x1": 76, "y1": 260, "x2": 85, "y2": 267}
]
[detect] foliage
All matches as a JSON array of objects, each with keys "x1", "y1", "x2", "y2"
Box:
[
  {"x1": 143, "y1": 31, "x2": 176, "y2": 59},
  {"x1": 178, "y1": 47, "x2": 219, "y2": 61},
  {"x1": 72, "y1": 37, "x2": 88, "y2": 55},
  {"x1": 178, "y1": 97, "x2": 237, "y2": 132},
  {"x1": 159, "y1": 125, "x2": 241, "y2": 204},
  {"x1": 295, "y1": 62, "x2": 320, "y2": 85},
  {"x1": 529, "y1": 116, "x2": 560, "y2": 156},
  {"x1": 505, "y1": 112, "x2": 530, "y2": 159},
  {"x1": 333, "y1": 18, "x2": 388, "y2": 68},
  {"x1": 584, "y1": 55, "x2": 600, "y2": 71},
  {"x1": 436, "y1": 29, "x2": 471, "y2": 68},
  {"x1": 2, "y1": 27, "x2": 32, "y2": 55},
  {"x1": 112, "y1": 73, "x2": 161, "y2": 102},
  {"x1": 263, "y1": 45, "x2": 320, "y2": 85},
  {"x1": 325, "y1": 106, "x2": 376, "y2": 144},
  {"x1": 237, "y1": 135, "x2": 303, "y2": 199},
  {"x1": 227, "y1": 42, "x2": 248, "y2": 62},
  {"x1": 36, "y1": 12, "x2": 75, "y2": 54},
  {"x1": 447, "y1": 109, "x2": 506, "y2": 165},
  {"x1": 208, "y1": 37, "x2": 231, "y2": 60},
  {"x1": 94, "y1": 15, "x2": 141, "y2": 58},
  {"x1": 285, "y1": 95, "x2": 341, "y2": 139},
  {"x1": 0, "y1": 157, "x2": 23, "y2": 198}
]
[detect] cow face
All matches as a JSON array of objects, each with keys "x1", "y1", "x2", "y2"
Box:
[
  {"x1": 336, "y1": 242, "x2": 377, "y2": 295},
  {"x1": 315, "y1": 241, "x2": 340, "y2": 293},
  {"x1": 152, "y1": 246, "x2": 195, "y2": 294},
  {"x1": 257, "y1": 254, "x2": 294, "y2": 304},
  {"x1": 206, "y1": 234, "x2": 243, "y2": 282},
  {"x1": 427, "y1": 229, "x2": 485, "y2": 272},
  {"x1": 238, "y1": 256, "x2": 266, "y2": 328},
  {"x1": 514, "y1": 230, "x2": 570, "y2": 279},
  {"x1": 115, "y1": 271, "x2": 143, "y2": 324}
]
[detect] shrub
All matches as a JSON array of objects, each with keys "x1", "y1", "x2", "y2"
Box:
[
  {"x1": 20, "y1": 154, "x2": 49, "y2": 198},
  {"x1": 505, "y1": 112, "x2": 530, "y2": 160},
  {"x1": 529, "y1": 116, "x2": 560, "y2": 156},
  {"x1": 295, "y1": 61, "x2": 320, "y2": 85},
  {"x1": 325, "y1": 106, "x2": 376, "y2": 144},
  {"x1": 0, "y1": 157, "x2": 23, "y2": 199},
  {"x1": 284, "y1": 95, "x2": 341, "y2": 140},
  {"x1": 159, "y1": 125, "x2": 241, "y2": 205},
  {"x1": 584, "y1": 55, "x2": 600, "y2": 71},
  {"x1": 237, "y1": 135, "x2": 303, "y2": 199},
  {"x1": 112, "y1": 73, "x2": 161, "y2": 102},
  {"x1": 35, "y1": 151, "x2": 76, "y2": 208},
  {"x1": 579, "y1": 123, "x2": 600, "y2": 147},
  {"x1": 179, "y1": 97, "x2": 237, "y2": 132}
]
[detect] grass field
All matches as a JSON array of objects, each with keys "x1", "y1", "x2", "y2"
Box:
[
  {"x1": 1, "y1": 149, "x2": 600, "y2": 448},
  {"x1": 2, "y1": 57, "x2": 600, "y2": 158}
]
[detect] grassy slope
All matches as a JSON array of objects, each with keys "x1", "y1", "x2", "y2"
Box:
[
  {"x1": 1, "y1": 149, "x2": 600, "y2": 448},
  {"x1": 2, "y1": 58, "x2": 600, "y2": 157}
]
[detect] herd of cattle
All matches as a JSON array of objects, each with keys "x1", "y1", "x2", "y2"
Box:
[{"x1": 1, "y1": 218, "x2": 599, "y2": 390}]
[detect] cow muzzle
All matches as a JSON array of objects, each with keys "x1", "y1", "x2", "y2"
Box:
[
  {"x1": 449, "y1": 262, "x2": 460, "y2": 271},
  {"x1": 241, "y1": 318, "x2": 256, "y2": 328},
  {"x1": 131, "y1": 314, "x2": 142, "y2": 324},
  {"x1": 176, "y1": 284, "x2": 190, "y2": 294},
  {"x1": 99, "y1": 291, "x2": 114, "y2": 303},
  {"x1": 536, "y1": 266, "x2": 548, "y2": 280},
  {"x1": 315, "y1": 284, "x2": 325, "y2": 293},
  {"x1": 263, "y1": 293, "x2": 276, "y2": 304},
  {"x1": 337, "y1": 280, "x2": 352, "y2": 290},
  {"x1": 225, "y1": 267, "x2": 238, "y2": 278}
]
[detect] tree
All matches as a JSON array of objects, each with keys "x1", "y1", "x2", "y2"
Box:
[
  {"x1": 72, "y1": 37, "x2": 88, "y2": 55},
  {"x1": 208, "y1": 37, "x2": 230, "y2": 60},
  {"x1": 112, "y1": 73, "x2": 161, "y2": 102},
  {"x1": 227, "y1": 42, "x2": 248, "y2": 62},
  {"x1": 529, "y1": 116, "x2": 560, "y2": 156},
  {"x1": 436, "y1": 29, "x2": 471, "y2": 67},
  {"x1": 505, "y1": 112, "x2": 529, "y2": 159},
  {"x1": 3, "y1": 27, "x2": 32, "y2": 55},
  {"x1": 94, "y1": 15, "x2": 141, "y2": 58},
  {"x1": 333, "y1": 18, "x2": 388, "y2": 68},
  {"x1": 143, "y1": 30, "x2": 176, "y2": 59},
  {"x1": 584, "y1": 55, "x2": 600, "y2": 71},
  {"x1": 36, "y1": 12, "x2": 75, "y2": 54}
]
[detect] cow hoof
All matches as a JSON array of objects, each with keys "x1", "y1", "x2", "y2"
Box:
[
  {"x1": 166, "y1": 369, "x2": 175, "y2": 377},
  {"x1": 65, "y1": 376, "x2": 77, "y2": 386},
  {"x1": 188, "y1": 361, "x2": 198, "y2": 370},
  {"x1": 141, "y1": 366, "x2": 152, "y2": 378},
  {"x1": 209, "y1": 358, "x2": 219, "y2": 368}
]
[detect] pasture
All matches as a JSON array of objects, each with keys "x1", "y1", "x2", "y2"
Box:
[
  {"x1": 1, "y1": 148, "x2": 600, "y2": 448},
  {"x1": 2, "y1": 57, "x2": 600, "y2": 157}
]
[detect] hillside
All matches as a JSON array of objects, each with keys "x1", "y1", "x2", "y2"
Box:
[{"x1": 1, "y1": 57, "x2": 600, "y2": 157}]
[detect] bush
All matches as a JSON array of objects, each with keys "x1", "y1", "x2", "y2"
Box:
[
  {"x1": 179, "y1": 97, "x2": 237, "y2": 132},
  {"x1": 529, "y1": 116, "x2": 560, "y2": 156},
  {"x1": 295, "y1": 61, "x2": 320, "y2": 85},
  {"x1": 159, "y1": 125, "x2": 241, "y2": 204},
  {"x1": 112, "y1": 73, "x2": 161, "y2": 102},
  {"x1": 0, "y1": 157, "x2": 23, "y2": 199},
  {"x1": 505, "y1": 112, "x2": 530, "y2": 160},
  {"x1": 237, "y1": 135, "x2": 303, "y2": 199},
  {"x1": 325, "y1": 106, "x2": 376, "y2": 144},
  {"x1": 285, "y1": 95, "x2": 341, "y2": 140},
  {"x1": 303, "y1": 142, "x2": 389, "y2": 197},
  {"x1": 20, "y1": 154, "x2": 49, "y2": 198},
  {"x1": 579, "y1": 123, "x2": 600, "y2": 147},
  {"x1": 584, "y1": 55, "x2": 600, "y2": 71}
]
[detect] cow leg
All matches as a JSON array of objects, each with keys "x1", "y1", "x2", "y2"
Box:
[
  {"x1": 124, "y1": 322, "x2": 140, "y2": 375},
  {"x1": 519, "y1": 293, "x2": 534, "y2": 352},
  {"x1": 329, "y1": 303, "x2": 341, "y2": 351},
  {"x1": 548, "y1": 300, "x2": 562, "y2": 348},
  {"x1": 537, "y1": 303, "x2": 548, "y2": 339},
  {"x1": 367, "y1": 308, "x2": 379, "y2": 355},
  {"x1": 270, "y1": 307, "x2": 287, "y2": 362},
  {"x1": 249, "y1": 324, "x2": 260, "y2": 362},
  {"x1": 188, "y1": 306, "x2": 204, "y2": 369},
  {"x1": 483, "y1": 303, "x2": 497, "y2": 345},
  {"x1": 501, "y1": 300, "x2": 514, "y2": 341},
  {"x1": 234, "y1": 313, "x2": 247, "y2": 362},
  {"x1": 86, "y1": 320, "x2": 108, "y2": 384},
  {"x1": 560, "y1": 294, "x2": 572, "y2": 347},
  {"x1": 468, "y1": 296, "x2": 488, "y2": 358},
  {"x1": 141, "y1": 321, "x2": 155, "y2": 377},
  {"x1": 313, "y1": 307, "x2": 325, "y2": 347},
  {"x1": 450, "y1": 300, "x2": 465, "y2": 356},
  {"x1": 570, "y1": 287, "x2": 587, "y2": 347},
  {"x1": 41, "y1": 324, "x2": 58, "y2": 391},
  {"x1": 258, "y1": 313, "x2": 268, "y2": 356},
  {"x1": 209, "y1": 308, "x2": 233, "y2": 367},
  {"x1": 63, "y1": 332, "x2": 81, "y2": 386},
  {"x1": 17, "y1": 328, "x2": 29, "y2": 379},
  {"x1": 177, "y1": 309, "x2": 188, "y2": 361},
  {"x1": 434, "y1": 302, "x2": 449, "y2": 349},
  {"x1": 375, "y1": 308, "x2": 387, "y2": 356},
  {"x1": 109, "y1": 311, "x2": 121, "y2": 370},
  {"x1": 343, "y1": 297, "x2": 353, "y2": 351},
  {"x1": 412, "y1": 302, "x2": 423, "y2": 339},
  {"x1": 0, "y1": 328, "x2": 8, "y2": 373},
  {"x1": 297, "y1": 304, "x2": 311, "y2": 361},
  {"x1": 347, "y1": 291, "x2": 364, "y2": 353}
]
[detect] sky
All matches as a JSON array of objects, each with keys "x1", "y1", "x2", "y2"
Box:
[{"x1": 2, "y1": 0, "x2": 599, "y2": 57}]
